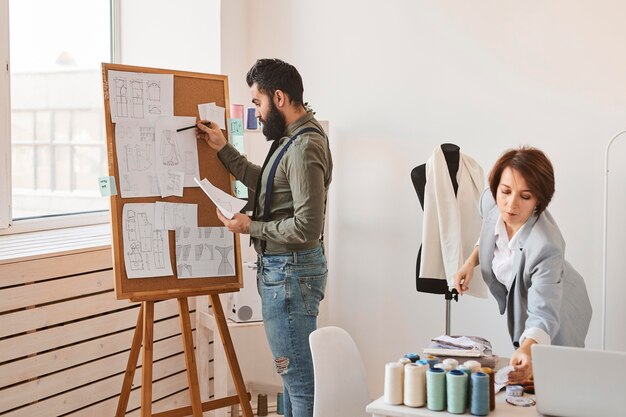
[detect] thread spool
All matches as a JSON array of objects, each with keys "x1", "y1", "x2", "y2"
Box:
[
  {"x1": 443, "y1": 358, "x2": 459, "y2": 369},
  {"x1": 257, "y1": 394, "x2": 268, "y2": 416},
  {"x1": 426, "y1": 367, "x2": 447, "y2": 411},
  {"x1": 404, "y1": 363, "x2": 427, "y2": 407},
  {"x1": 398, "y1": 357, "x2": 412, "y2": 365},
  {"x1": 506, "y1": 384, "x2": 524, "y2": 397},
  {"x1": 384, "y1": 362, "x2": 403, "y2": 405},
  {"x1": 457, "y1": 363, "x2": 473, "y2": 407},
  {"x1": 434, "y1": 362, "x2": 452, "y2": 372},
  {"x1": 405, "y1": 353, "x2": 420, "y2": 363},
  {"x1": 480, "y1": 367, "x2": 495, "y2": 411},
  {"x1": 424, "y1": 354, "x2": 440, "y2": 368},
  {"x1": 446, "y1": 369, "x2": 468, "y2": 414},
  {"x1": 470, "y1": 372, "x2": 490, "y2": 416},
  {"x1": 276, "y1": 392, "x2": 284, "y2": 415},
  {"x1": 457, "y1": 364, "x2": 472, "y2": 376},
  {"x1": 416, "y1": 359, "x2": 430, "y2": 367},
  {"x1": 464, "y1": 360, "x2": 482, "y2": 373}
]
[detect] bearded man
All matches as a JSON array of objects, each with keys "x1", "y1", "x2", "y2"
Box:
[{"x1": 196, "y1": 58, "x2": 333, "y2": 417}]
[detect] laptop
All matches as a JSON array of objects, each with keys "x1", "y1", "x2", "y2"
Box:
[{"x1": 532, "y1": 344, "x2": 626, "y2": 417}]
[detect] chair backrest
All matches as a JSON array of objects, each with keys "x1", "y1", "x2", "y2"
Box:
[{"x1": 309, "y1": 326, "x2": 371, "y2": 417}]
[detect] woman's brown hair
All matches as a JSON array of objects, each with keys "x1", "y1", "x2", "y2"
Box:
[{"x1": 488, "y1": 147, "x2": 555, "y2": 215}]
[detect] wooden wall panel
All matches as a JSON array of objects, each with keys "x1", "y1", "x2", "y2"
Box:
[{"x1": 0, "y1": 246, "x2": 208, "y2": 417}]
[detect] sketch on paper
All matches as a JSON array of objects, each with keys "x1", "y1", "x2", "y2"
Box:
[
  {"x1": 115, "y1": 121, "x2": 160, "y2": 198},
  {"x1": 122, "y1": 203, "x2": 173, "y2": 278},
  {"x1": 175, "y1": 226, "x2": 234, "y2": 278},
  {"x1": 157, "y1": 171, "x2": 185, "y2": 197},
  {"x1": 198, "y1": 102, "x2": 226, "y2": 130},
  {"x1": 194, "y1": 177, "x2": 247, "y2": 219},
  {"x1": 108, "y1": 70, "x2": 173, "y2": 123},
  {"x1": 155, "y1": 116, "x2": 200, "y2": 187},
  {"x1": 154, "y1": 202, "x2": 198, "y2": 230}
]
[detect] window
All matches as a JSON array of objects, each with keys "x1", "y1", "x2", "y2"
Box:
[{"x1": 1, "y1": 0, "x2": 113, "y2": 231}]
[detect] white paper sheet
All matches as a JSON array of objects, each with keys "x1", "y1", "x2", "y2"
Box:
[
  {"x1": 158, "y1": 171, "x2": 185, "y2": 197},
  {"x1": 108, "y1": 71, "x2": 173, "y2": 123},
  {"x1": 175, "y1": 227, "x2": 235, "y2": 278},
  {"x1": 122, "y1": 203, "x2": 173, "y2": 278},
  {"x1": 115, "y1": 121, "x2": 159, "y2": 198},
  {"x1": 155, "y1": 116, "x2": 200, "y2": 188},
  {"x1": 154, "y1": 202, "x2": 198, "y2": 230},
  {"x1": 198, "y1": 102, "x2": 226, "y2": 130},
  {"x1": 194, "y1": 177, "x2": 247, "y2": 219}
]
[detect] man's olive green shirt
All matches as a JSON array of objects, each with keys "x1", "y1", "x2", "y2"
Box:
[{"x1": 217, "y1": 111, "x2": 332, "y2": 254}]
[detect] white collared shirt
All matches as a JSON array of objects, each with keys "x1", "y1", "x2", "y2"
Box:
[{"x1": 492, "y1": 216, "x2": 551, "y2": 346}]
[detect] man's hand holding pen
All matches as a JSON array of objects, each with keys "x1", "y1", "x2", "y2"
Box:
[{"x1": 195, "y1": 120, "x2": 227, "y2": 152}]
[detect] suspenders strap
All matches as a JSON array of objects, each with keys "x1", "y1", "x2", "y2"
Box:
[{"x1": 260, "y1": 126, "x2": 325, "y2": 252}]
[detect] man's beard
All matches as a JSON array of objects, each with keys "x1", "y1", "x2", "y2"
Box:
[{"x1": 261, "y1": 101, "x2": 287, "y2": 142}]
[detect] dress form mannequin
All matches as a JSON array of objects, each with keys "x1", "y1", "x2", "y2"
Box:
[{"x1": 411, "y1": 143, "x2": 460, "y2": 298}]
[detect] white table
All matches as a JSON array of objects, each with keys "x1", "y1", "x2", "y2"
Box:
[{"x1": 366, "y1": 391, "x2": 540, "y2": 417}]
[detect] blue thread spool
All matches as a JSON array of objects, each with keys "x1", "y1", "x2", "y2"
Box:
[
  {"x1": 426, "y1": 367, "x2": 446, "y2": 411},
  {"x1": 470, "y1": 372, "x2": 490, "y2": 416},
  {"x1": 446, "y1": 369, "x2": 468, "y2": 414},
  {"x1": 405, "y1": 352, "x2": 420, "y2": 363},
  {"x1": 416, "y1": 359, "x2": 430, "y2": 367},
  {"x1": 424, "y1": 354, "x2": 440, "y2": 368},
  {"x1": 276, "y1": 392, "x2": 284, "y2": 415}
]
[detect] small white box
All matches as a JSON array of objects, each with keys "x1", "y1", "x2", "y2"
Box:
[{"x1": 227, "y1": 263, "x2": 262, "y2": 322}]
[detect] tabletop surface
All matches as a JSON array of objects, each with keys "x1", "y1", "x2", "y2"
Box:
[{"x1": 366, "y1": 391, "x2": 541, "y2": 417}]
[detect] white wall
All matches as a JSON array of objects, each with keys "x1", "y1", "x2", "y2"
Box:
[
  {"x1": 219, "y1": 0, "x2": 626, "y2": 396},
  {"x1": 123, "y1": 0, "x2": 626, "y2": 398},
  {"x1": 282, "y1": 0, "x2": 626, "y2": 396},
  {"x1": 120, "y1": 0, "x2": 220, "y2": 73}
]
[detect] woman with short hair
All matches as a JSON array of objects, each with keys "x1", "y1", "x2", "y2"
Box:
[{"x1": 454, "y1": 147, "x2": 592, "y2": 384}]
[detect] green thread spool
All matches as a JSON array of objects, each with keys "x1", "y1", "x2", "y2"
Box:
[
  {"x1": 447, "y1": 369, "x2": 468, "y2": 414},
  {"x1": 426, "y1": 367, "x2": 446, "y2": 411}
]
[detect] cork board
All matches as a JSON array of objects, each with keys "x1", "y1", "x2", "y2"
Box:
[{"x1": 101, "y1": 63, "x2": 242, "y2": 301}]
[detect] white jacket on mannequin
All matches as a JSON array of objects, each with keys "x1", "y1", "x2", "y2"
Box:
[{"x1": 419, "y1": 146, "x2": 487, "y2": 298}]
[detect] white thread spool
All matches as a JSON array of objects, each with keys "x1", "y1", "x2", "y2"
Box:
[
  {"x1": 464, "y1": 360, "x2": 481, "y2": 373},
  {"x1": 404, "y1": 363, "x2": 427, "y2": 407},
  {"x1": 398, "y1": 357, "x2": 412, "y2": 365},
  {"x1": 443, "y1": 358, "x2": 459, "y2": 369},
  {"x1": 434, "y1": 362, "x2": 452, "y2": 372},
  {"x1": 384, "y1": 362, "x2": 404, "y2": 405}
]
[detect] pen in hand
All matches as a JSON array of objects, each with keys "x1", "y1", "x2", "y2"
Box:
[{"x1": 177, "y1": 121, "x2": 211, "y2": 132}]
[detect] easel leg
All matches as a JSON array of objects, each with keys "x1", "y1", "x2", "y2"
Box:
[
  {"x1": 178, "y1": 297, "x2": 203, "y2": 417},
  {"x1": 210, "y1": 294, "x2": 254, "y2": 417},
  {"x1": 116, "y1": 304, "x2": 144, "y2": 417},
  {"x1": 141, "y1": 301, "x2": 154, "y2": 417}
]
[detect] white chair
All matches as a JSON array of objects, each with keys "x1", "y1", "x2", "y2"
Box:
[{"x1": 309, "y1": 326, "x2": 371, "y2": 417}]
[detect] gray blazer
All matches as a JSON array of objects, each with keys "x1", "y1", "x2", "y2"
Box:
[{"x1": 478, "y1": 190, "x2": 592, "y2": 347}]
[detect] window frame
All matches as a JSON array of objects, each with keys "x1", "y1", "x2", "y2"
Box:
[{"x1": 0, "y1": 0, "x2": 119, "y2": 235}]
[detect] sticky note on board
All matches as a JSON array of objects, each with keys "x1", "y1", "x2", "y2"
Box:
[
  {"x1": 228, "y1": 118, "x2": 244, "y2": 136},
  {"x1": 98, "y1": 176, "x2": 118, "y2": 197}
]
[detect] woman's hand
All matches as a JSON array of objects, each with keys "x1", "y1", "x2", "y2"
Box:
[
  {"x1": 509, "y1": 341, "x2": 534, "y2": 384},
  {"x1": 453, "y1": 246, "x2": 479, "y2": 295},
  {"x1": 196, "y1": 119, "x2": 227, "y2": 151}
]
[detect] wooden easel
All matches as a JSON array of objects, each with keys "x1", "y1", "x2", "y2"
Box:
[
  {"x1": 115, "y1": 295, "x2": 253, "y2": 417},
  {"x1": 102, "y1": 63, "x2": 253, "y2": 416}
]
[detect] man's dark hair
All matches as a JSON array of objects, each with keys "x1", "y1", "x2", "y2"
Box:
[{"x1": 246, "y1": 59, "x2": 304, "y2": 106}]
